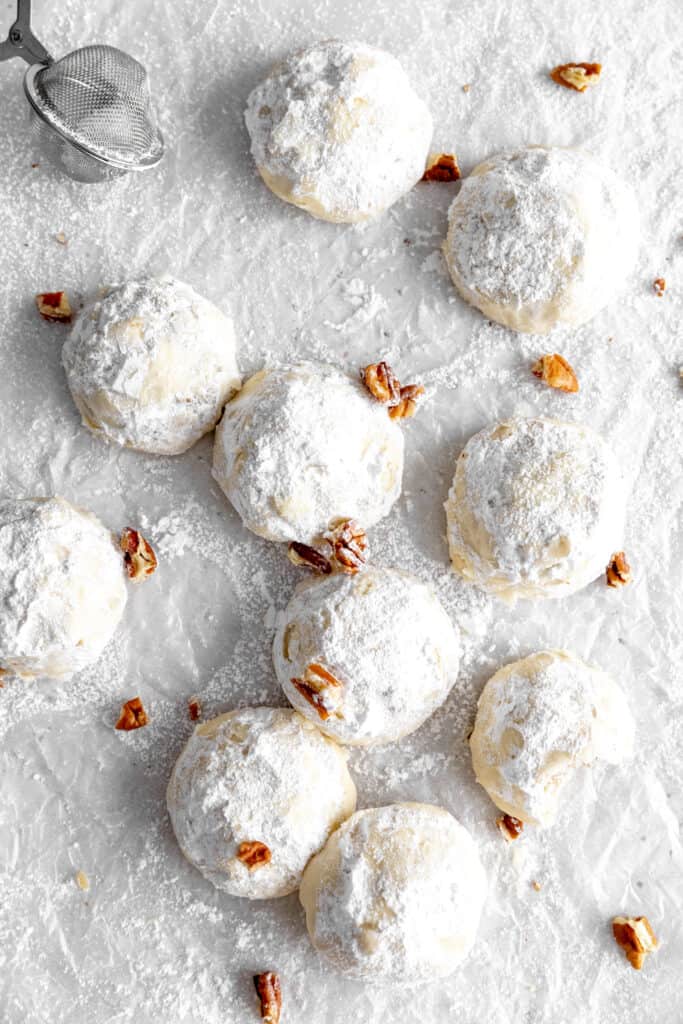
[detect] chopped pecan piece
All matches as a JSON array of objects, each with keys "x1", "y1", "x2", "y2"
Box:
[
  {"x1": 254, "y1": 972, "x2": 282, "y2": 1024},
  {"x1": 287, "y1": 541, "x2": 332, "y2": 574},
  {"x1": 291, "y1": 663, "x2": 343, "y2": 721},
  {"x1": 422, "y1": 152, "x2": 461, "y2": 182},
  {"x1": 496, "y1": 814, "x2": 524, "y2": 842},
  {"x1": 361, "y1": 361, "x2": 401, "y2": 406},
  {"x1": 120, "y1": 528, "x2": 157, "y2": 582},
  {"x1": 188, "y1": 696, "x2": 202, "y2": 721},
  {"x1": 653, "y1": 277, "x2": 666, "y2": 297},
  {"x1": 606, "y1": 551, "x2": 631, "y2": 588},
  {"x1": 612, "y1": 915, "x2": 658, "y2": 969},
  {"x1": 388, "y1": 383, "x2": 426, "y2": 420},
  {"x1": 550, "y1": 62, "x2": 602, "y2": 92},
  {"x1": 36, "y1": 290, "x2": 72, "y2": 323},
  {"x1": 324, "y1": 519, "x2": 367, "y2": 574},
  {"x1": 115, "y1": 696, "x2": 149, "y2": 731},
  {"x1": 532, "y1": 353, "x2": 579, "y2": 393},
  {"x1": 237, "y1": 841, "x2": 271, "y2": 870}
]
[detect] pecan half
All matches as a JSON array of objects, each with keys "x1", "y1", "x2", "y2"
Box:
[
  {"x1": 612, "y1": 915, "x2": 658, "y2": 970},
  {"x1": 606, "y1": 551, "x2": 631, "y2": 588},
  {"x1": 532, "y1": 353, "x2": 579, "y2": 393},
  {"x1": 254, "y1": 972, "x2": 282, "y2": 1024},
  {"x1": 422, "y1": 152, "x2": 461, "y2": 182},
  {"x1": 550, "y1": 62, "x2": 602, "y2": 92},
  {"x1": 496, "y1": 814, "x2": 524, "y2": 842},
  {"x1": 237, "y1": 841, "x2": 271, "y2": 871},
  {"x1": 287, "y1": 541, "x2": 332, "y2": 574},
  {"x1": 115, "y1": 696, "x2": 149, "y2": 731},
  {"x1": 291, "y1": 663, "x2": 343, "y2": 721},
  {"x1": 324, "y1": 519, "x2": 367, "y2": 574},
  {"x1": 361, "y1": 361, "x2": 401, "y2": 406},
  {"x1": 653, "y1": 277, "x2": 666, "y2": 297},
  {"x1": 188, "y1": 696, "x2": 202, "y2": 721},
  {"x1": 388, "y1": 383, "x2": 426, "y2": 420},
  {"x1": 120, "y1": 528, "x2": 157, "y2": 582},
  {"x1": 36, "y1": 290, "x2": 72, "y2": 323}
]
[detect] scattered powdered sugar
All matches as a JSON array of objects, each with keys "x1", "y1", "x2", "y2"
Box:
[
  {"x1": 245, "y1": 40, "x2": 433, "y2": 222},
  {"x1": 446, "y1": 417, "x2": 625, "y2": 600},
  {"x1": 301, "y1": 803, "x2": 487, "y2": 982},
  {"x1": 273, "y1": 566, "x2": 461, "y2": 745},
  {"x1": 167, "y1": 706, "x2": 356, "y2": 899},
  {"x1": 212, "y1": 361, "x2": 404, "y2": 544}
]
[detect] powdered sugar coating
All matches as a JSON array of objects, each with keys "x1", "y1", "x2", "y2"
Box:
[
  {"x1": 62, "y1": 276, "x2": 240, "y2": 455},
  {"x1": 445, "y1": 417, "x2": 625, "y2": 601},
  {"x1": 212, "y1": 362, "x2": 404, "y2": 544},
  {"x1": 0, "y1": 497, "x2": 127, "y2": 680},
  {"x1": 300, "y1": 803, "x2": 487, "y2": 981},
  {"x1": 274, "y1": 567, "x2": 461, "y2": 745},
  {"x1": 166, "y1": 707, "x2": 356, "y2": 900},
  {"x1": 245, "y1": 40, "x2": 433, "y2": 223},
  {"x1": 469, "y1": 650, "x2": 634, "y2": 827},
  {"x1": 445, "y1": 146, "x2": 639, "y2": 333}
]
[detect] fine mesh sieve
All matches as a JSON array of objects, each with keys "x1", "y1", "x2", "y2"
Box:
[{"x1": 1, "y1": 0, "x2": 164, "y2": 183}]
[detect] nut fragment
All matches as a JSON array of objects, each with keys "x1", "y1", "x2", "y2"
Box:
[
  {"x1": 55, "y1": 231, "x2": 68, "y2": 246},
  {"x1": 75, "y1": 870, "x2": 90, "y2": 891},
  {"x1": 120, "y1": 528, "x2": 158, "y2": 582},
  {"x1": 287, "y1": 541, "x2": 332, "y2": 575},
  {"x1": 388, "y1": 383, "x2": 426, "y2": 420},
  {"x1": 188, "y1": 696, "x2": 202, "y2": 721},
  {"x1": 496, "y1": 814, "x2": 524, "y2": 842},
  {"x1": 115, "y1": 696, "x2": 149, "y2": 731},
  {"x1": 550, "y1": 62, "x2": 602, "y2": 92},
  {"x1": 531, "y1": 353, "x2": 579, "y2": 393},
  {"x1": 324, "y1": 519, "x2": 367, "y2": 574},
  {"x1": 606, "y1": 551, "x2": 631, "y2": 588},
  {"x1": 36, "y1": 290, "x2": 72, "y2": 323},
  {"x1": 612, "y1": 915, "x2": 658, "y2": 970},
  {"x1": 531, "y1": 880, "x2": 542, "y2": 892},
  {"x1": 361, "y1": 361, "x2": 401, "y2": 406},
  {"x1": 422, "y1": 152, "x2": 461, "y2": 182},
  {"x1": 291, "y1": 663, "x2": 343, "y2": 721},
  {"x1": 254, "y1": 972, "x2": 282, "y2": 1024},
  {"x1": 237, "y1": 841, "x2": 272, "y2": 871},
  {"x1": 653, "y1": 277, "x2": 666, "y2": 297}
]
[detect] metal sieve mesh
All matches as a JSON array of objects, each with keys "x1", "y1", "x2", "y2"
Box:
[{"x1": 24, "y1": 44, "x2": 163, "y2": 174}]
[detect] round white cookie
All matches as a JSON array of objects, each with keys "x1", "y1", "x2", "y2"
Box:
[
  {"x1": 444, "y1": 146, "x2": 639, "y2": 333},
  {"x1": 63, "y1": 276, "x2": 241, "y2": 455},
  {"x1": 300, "y1": 803, "x2": 487, "y2": 981},
  {"x1": 245, "y1": 39, "x2": 433, "y2": 223},
  {"x1": 445, "y1": 417, "x2": 625, "y2": 601},
  {"x1": 469, "y1": 650, "x2": 634, "y2": 827},
  {"x1": 0, "y1": 497, "x2": 127, "y2": 680},
  {"x1": 213, "y1": 362, "x2": 404, "y2": 544},
  {"x1": 273, "y1": 567, "x2": 460, "y2": 745},
  {"x1": 166, "y1": 706, "x2": 356, "y2": 899}
]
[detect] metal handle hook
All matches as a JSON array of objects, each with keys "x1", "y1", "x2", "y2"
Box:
[{"x1": 0, "y1": 0, "x2": 52, "y2": 65}]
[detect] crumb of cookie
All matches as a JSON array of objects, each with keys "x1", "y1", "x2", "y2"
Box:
[
  {"x1": 115, "y1": 696, "x2": 149, "y2": 731},
  {"x1": 550, "y1": 62, "x2": 602, "y2": 92},
  {"x1": 55, "y1": 231, "x2": 68, "y2": 246},
  {"x1": 36, "y1": 291, "x2": 72, "y2": 323},
  {"x1": 75, "y1": 870, "x2": 90, "y2": 890},
  {"x1": 462, "y1": 83, "x2": 471, "y2": 93},
  {"x1": 653, "y1": 277, "x2": 666, "y2": 297},
  {"x1": 612, "y1": 915, "x2": 658, "y2": 970},
  {"x1": 422, "y1": 152, "x2": 461, "y2": 182},
  {"x1": 531, "y1": 880, "x2": 542, "y2": 892}
]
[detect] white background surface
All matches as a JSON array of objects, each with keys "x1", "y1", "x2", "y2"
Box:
[{"x1": 0, "y1": 0, "x2": 682, "y2": 1021}]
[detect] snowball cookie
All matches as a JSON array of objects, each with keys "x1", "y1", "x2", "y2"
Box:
[
  {"x1": 274, "y1": 567, "x2": 460, "y2": 746},
  {"x1": 166, "y1": 706, "x2": 356, "y2": 899},
  {"x1": 469, "y1": 650, "x2": 635, "y2": 827},
  {"x1": 445, "y1": 417, "x2": 625, "y2": 602},
  {"x1": 245, "y1": 40, "x2": 433, "y2": 223},
  {"x1": 213, "y1": 362, "x2": 404, "y2": 544},
  {"x1": 444, "y1": 146, "x2": 639, "y2": 333},
  {"x1": 0, "y1": 497, "x2": 127, "y2": 680},
  {"x1": 62, "y1": 276, "x2": 240, "y2": 455},
  {"x1": 300, "y1": 803, "x2": 487, "y2": 981}
]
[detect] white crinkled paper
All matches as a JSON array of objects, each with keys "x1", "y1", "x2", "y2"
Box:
[{"x1": 0, "y1": 0, "x2": 682, "y2": 1022}]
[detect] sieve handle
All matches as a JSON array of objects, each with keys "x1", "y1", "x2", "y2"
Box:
[{"x1": 0, "y1": 0, "x2": 52, "y2": 65}]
